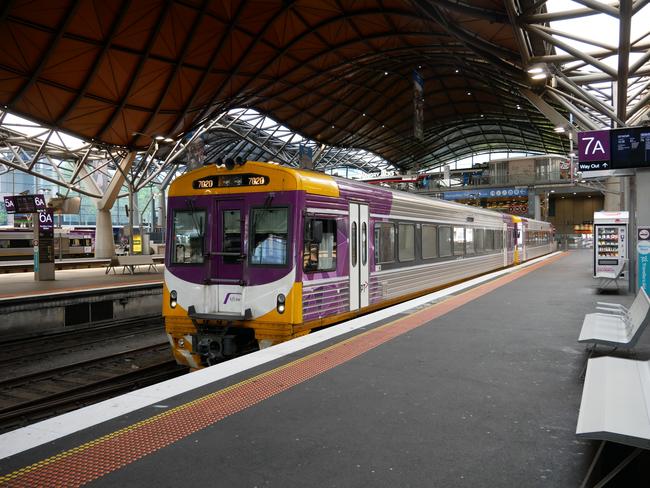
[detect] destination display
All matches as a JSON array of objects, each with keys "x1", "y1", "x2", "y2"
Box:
[
  {"x1": 611, "y1": 127, "x2": 650, "y2": 169},
  {"x1": 193, "y1": 174, "x2": 269, "y2": 190},
  {"x1": 578, "y1": 127, "x2": 650, "y2": 171}
]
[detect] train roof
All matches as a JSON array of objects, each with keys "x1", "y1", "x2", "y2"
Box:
[
  {"x1": 168, "y1": 161, "x2": 339, "y2": 197},
  {"x1": 170, "y1": 161, "x2": 553, "y2": 229}
]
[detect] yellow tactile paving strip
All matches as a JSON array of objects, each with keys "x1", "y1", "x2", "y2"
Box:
[{"x1": 0, "y1": 253, "x2": 564, "y2": 487}]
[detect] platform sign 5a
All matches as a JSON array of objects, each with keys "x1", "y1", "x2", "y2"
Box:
[
  {"x1": 578, "y1": 130, "x2": 611, "y2": 171},
  {"x1": 3, "y1": 196, "x2": 14, "y2": 212}
]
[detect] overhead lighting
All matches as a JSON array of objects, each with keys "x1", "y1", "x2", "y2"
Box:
[
  {"x1": 554, "y1": 126, "x2": 566, "y2": 133},
  {"x1": 384, "y1": 71, "x2": 388, "y2": 76},
  {"x1": 550, "y1": 190, "x2": 555, "y2": 193},
  {"x1": 467, "y1": 91, "x2": 472, "y2": 96},
  {"x1": 154, "y1": 135, "x2": 165, "y2": 141},
  {"x1": 164, "y1": 137, "x2": 174, "y2": 143},
  {"x1": 527, "y1": 65, "x2": 545, "y2": 74}
]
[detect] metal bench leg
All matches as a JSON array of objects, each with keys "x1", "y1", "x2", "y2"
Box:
[
  {"x1": 593, "y1": 446, "x2": 642, "y2": 488},
  {"x1": 580, "y1": 440, "x2": 606, "y2": 488},
  {"x1": 579, "y1": 346, "x2": 596, "y2": 380},
  {"x1": 580, "y1": 441, "x2": 643, "y2": 488}
]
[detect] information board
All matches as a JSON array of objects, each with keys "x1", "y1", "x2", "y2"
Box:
[
  {"x1": 579, "y1": 127, "x2": 650, "y2": 171},
  {"x1": 611, "y1": 127, "x2": 650, "y2": 169}
]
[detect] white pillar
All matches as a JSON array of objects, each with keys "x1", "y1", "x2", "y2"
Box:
[
  {"x1": 604, "y1": 177, "x2": 621, "y2": 211},
  {"x1": 95, "y1": 209, "x2": 114, "y2": 258}
]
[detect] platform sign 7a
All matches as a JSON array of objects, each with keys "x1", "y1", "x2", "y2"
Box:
[{"x1": 578, "y1": 130, "x2": 611, "y2": 171}]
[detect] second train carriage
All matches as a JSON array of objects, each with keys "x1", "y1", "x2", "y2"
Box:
[{"x1": 164, "y1": 161, "x2": 555, "y2": 368}]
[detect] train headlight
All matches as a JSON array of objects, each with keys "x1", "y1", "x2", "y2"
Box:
[
  {"x1": 170, "y1": 290, "x2": 178, "y2": 309},
  {"x1": 277, "y1": 293, "x2": 286, "y2": 314},
  {"x1": 178, "y1": 338, "x2": 185, "y2": 347}
]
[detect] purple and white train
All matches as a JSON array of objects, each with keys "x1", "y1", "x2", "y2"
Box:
[{"x1": 164, "y1": 160, "x2": 556, "y2": 368}]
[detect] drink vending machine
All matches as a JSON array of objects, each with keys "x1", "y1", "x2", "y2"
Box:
[{"x1": 593, "y1": 211, "x2": 628, "y2": 279}]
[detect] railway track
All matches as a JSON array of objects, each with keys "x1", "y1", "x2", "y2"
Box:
[
  {"x1": 0, "y1": 316, "x2": 165, "y2": 367},
  {"x1": 0, "y1": 343, "x2": 188, "y2": 433}
]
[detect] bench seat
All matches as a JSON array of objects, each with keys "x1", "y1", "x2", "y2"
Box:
[
  {"x1": 578, "y1": 313, "x2": 633, "y2": 347},
  {"x1": 105, "y1": 255, "x2": 158, "y2": 274},
  {"x1": 577, "y1": 287, "x2": 650, "y2": 350},
  {"x1": 577, "y1": 356, "x2": 650, "y2": 449}
]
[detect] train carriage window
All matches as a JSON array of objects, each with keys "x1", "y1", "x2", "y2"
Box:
[
  {"x1": 453, "y1": 227, "x2": 465, "y2": 255},
  {"x1": 484, "y1": 229, "x2": 494, "y2": 251},
  {"x1": 465, "y1": 228, "x2": 474, "y2": 255},
  {"x1": 172, "y1": 209, "x2": 206, "y2": 264},
  {"x1": 474, "y1": 229, "x2": 484, "y2": 253},
  {"x1": 495, "y1": 230, "x2": 504, "y2": 249},
  {"x1": 398, "y1": 223, "x2": 415, "y2": 262},
  {"x1": 374, "y1": 223, "x2": 395, "y2": 264},
  {"x1": 250, "y1": 208, "x2": 288, "y2": 266},
  {"x1": 303, "y1": 218, "x2": 337, "y2": 272},
  {"x1": 422, "y1": 225, "x2": 438, "y2": 259},
  {"x1": 222, "y1": 210, "x2": 241, "y2": 264},
  {"x1": 438, "y1": 226, "x2": 452, "y2": 257}
]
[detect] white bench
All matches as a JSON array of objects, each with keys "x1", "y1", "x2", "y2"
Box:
[
  {"x1": 596, "y1": 259, "x2": 627, "y2": 292},
  {"x1": 576, "y1": 356, "x2": 650, "y2": 486},
  {"x1": 578, "y1": 287, "x2": 650, "y2": 350},
  {"x1": 105, "y1": 255, "x2": 158, "y2": 275}
]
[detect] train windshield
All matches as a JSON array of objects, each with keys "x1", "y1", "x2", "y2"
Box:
[
  {"x1": 250, "y1": 208, "x2": 288, "y2": 265},
  {"x1": 172, "y1": 209, "x2": 206, "y2": 264}
]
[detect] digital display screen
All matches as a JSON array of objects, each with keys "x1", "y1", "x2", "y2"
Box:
[
  {"x1": 611, "y1": 127, "x2": 650, "y2": 169},
  {"x1": 193, "y1": 174, "x2": 269, "y2": 189},
  {"x1": 14, "y1": 195, "x2": 37, "y2": 213}
]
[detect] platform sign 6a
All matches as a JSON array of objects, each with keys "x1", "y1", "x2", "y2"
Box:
[{"x1": 578, "y1": 130, "x2": 611, "y2": 171}]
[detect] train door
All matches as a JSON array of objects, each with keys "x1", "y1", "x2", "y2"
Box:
[
  {"x1": 349, "y1": 203, "x2": 369, "y2": 311},
  {"x1": 512, "y1": 217, "x2": 522, "y2": 264},
  {"x1": 210, "y1": 200, "x2": 245, "y2": 313},
  {"x1": 519, "y1": 220, "x2": 527, "y2": 261}
]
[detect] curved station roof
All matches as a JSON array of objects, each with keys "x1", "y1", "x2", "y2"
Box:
[{"x1": 0, "y1": 0, "x2": 646, "y2": 175}]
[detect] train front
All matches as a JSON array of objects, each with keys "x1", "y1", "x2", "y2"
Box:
[{"x1": 163, "y1": 160, "x2": 327, "y2": 368}]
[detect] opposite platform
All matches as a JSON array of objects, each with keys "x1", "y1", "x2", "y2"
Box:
[
  {"x1": 0, "y1": 266, "x2": 162, "y2": 302},
  {"x1": 0, "y1": 250, "x2": 638, "y2": 487}
]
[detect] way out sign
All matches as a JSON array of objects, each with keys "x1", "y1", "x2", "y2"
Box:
[{"x1": 578, "y1": 130, "x2": 611, "y2": 171}]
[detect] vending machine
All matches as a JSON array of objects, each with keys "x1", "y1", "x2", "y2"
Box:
[{"x1": 593, "y1": 211, "x2": 628, "y2": 279}]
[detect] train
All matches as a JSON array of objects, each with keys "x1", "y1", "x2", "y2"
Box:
[
  {"x1": 0, "y1": 225, "x2": 133, "y2": 260},
  {"x1": 163, "y1": 161, "x2": 556, "y2": 369},
  {"x1": 0, "y1": 228, "x2": 94, "y2": 260}
]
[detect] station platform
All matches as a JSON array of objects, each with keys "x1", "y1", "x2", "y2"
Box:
[
  {"x1": 0, "y1": 264, "x2": 162, "y2": 302},
  {"x1": 0, "y1": 250, "x2": 643, "y2": 487}
]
